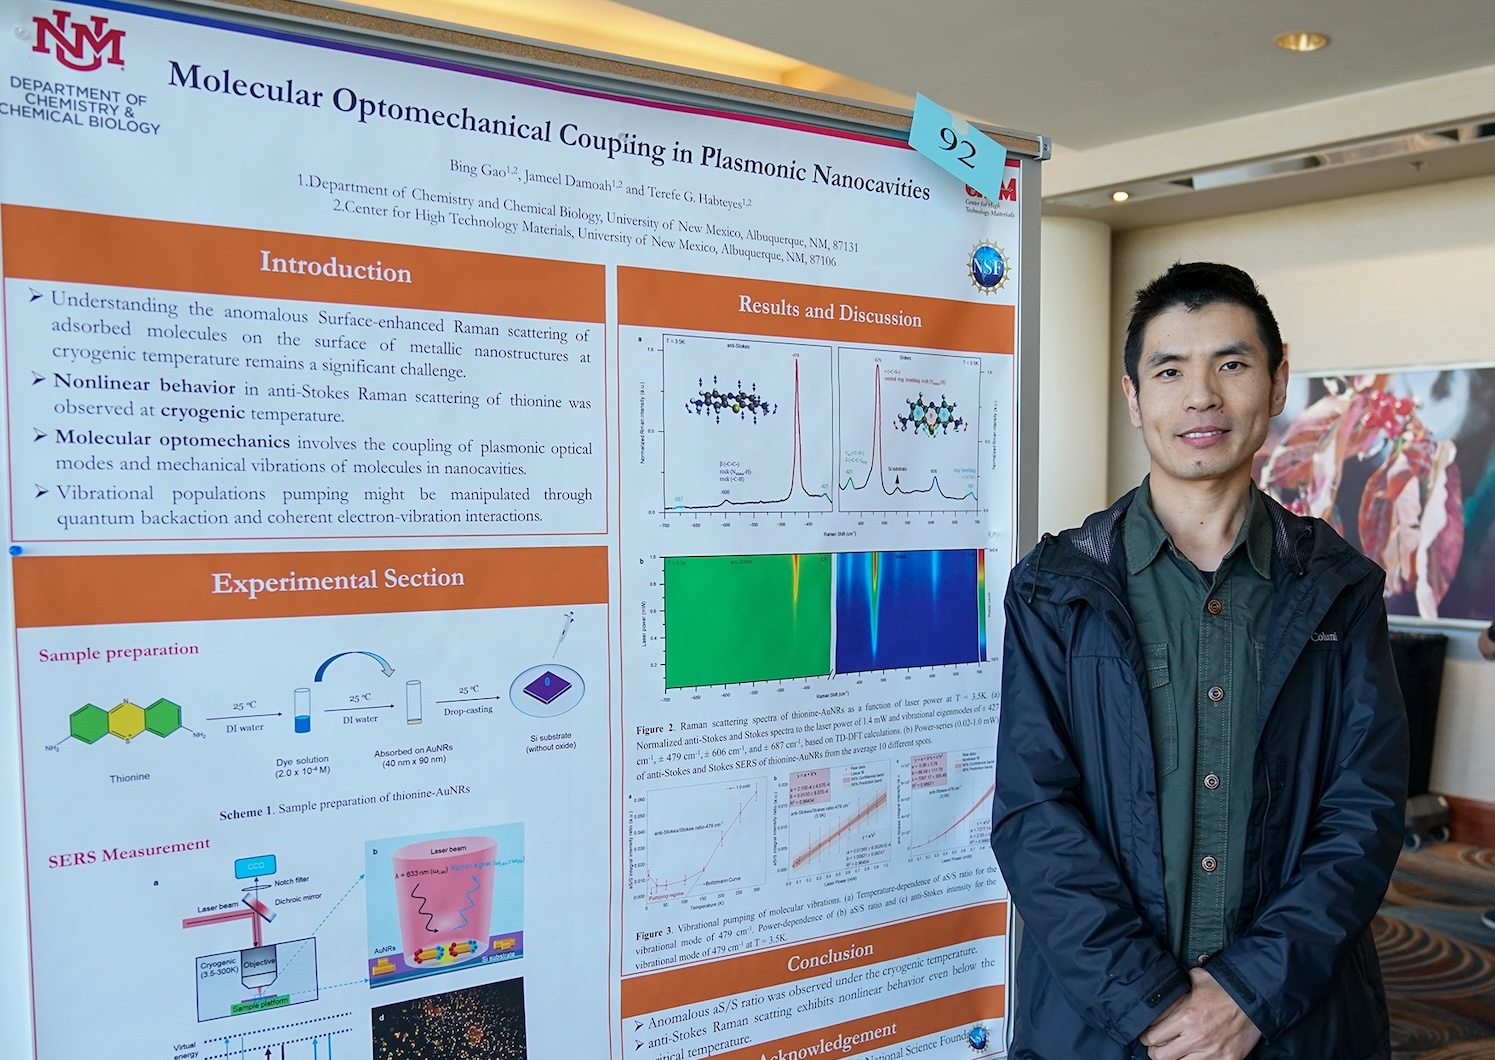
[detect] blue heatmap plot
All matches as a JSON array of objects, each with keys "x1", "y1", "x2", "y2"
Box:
[{"x1": 833, "y1": 550, "x2": 982, "y2": 673}]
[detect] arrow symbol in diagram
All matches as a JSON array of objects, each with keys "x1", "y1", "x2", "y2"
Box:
[
  {"x1": 33, "y1": 429, "x2": 46, "y2": 442},
  {"x1": 34, "y1": 485, "x2": 47, "y2": 498},
  {"x1": 29, "y1": 288, "x2": 42, "y2": 302},
  {"x1": 314, "y1": 651, "x2": 395, "y2": 682}
]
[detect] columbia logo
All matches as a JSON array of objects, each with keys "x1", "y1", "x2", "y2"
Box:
[{"x1": 1311, "y1": 631, "x2": 1339, "y2": 642}]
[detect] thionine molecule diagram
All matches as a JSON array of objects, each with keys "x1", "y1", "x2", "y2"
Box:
[
  {"x1": 895, "y1": 393, "x2": 967, "y2": 437},
  {"x1": 687, "y1": 377, "x2": 777, "y2": 423}
]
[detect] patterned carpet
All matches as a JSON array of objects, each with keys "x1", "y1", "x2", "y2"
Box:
[{"x1": 1378, "y1": 843, "x2": 1495, "y2": 1058}]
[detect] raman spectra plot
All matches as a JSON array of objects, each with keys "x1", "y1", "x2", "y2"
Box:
[
  {"x1": 834, "y1": 550, "x2": 985, "y2": 673},
  {"x1": 662, "y1": 334, "x2": 833, "y2": 512},
  {"x1": 663, "y1": 554, "x2": 832, "y2": 687},
  {"x1": 838, "y1": 349, "x2": 982, "y2": 511}
]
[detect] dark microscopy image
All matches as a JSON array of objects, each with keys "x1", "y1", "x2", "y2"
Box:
[{"x1": 373, "y1": 976, "x2": 527, "y2": 1059}]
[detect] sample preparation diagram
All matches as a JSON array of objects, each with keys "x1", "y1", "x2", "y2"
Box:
[
  {"x1": 36, "y1": 605, "x2": 594, "y2": 755},
  {"x1": 287, "y1": 610, "x2": 586, "y2": 734}
]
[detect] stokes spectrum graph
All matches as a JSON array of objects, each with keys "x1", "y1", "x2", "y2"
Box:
[
  {"x1": 834, "y1": 550, "x2": 985, "y2": 673},
  {"x1": 785, "y1": 763, "x2": 891, "y2": 875},
  {"x1": 636, "y1": 779, "x2": 766, "y2": 901},
  {"x1": 838, "y1": 350, "x2": 982, "y2": 512},
  {"x1": 662, "y1": 334, "x2": 832, "y2": 512}
]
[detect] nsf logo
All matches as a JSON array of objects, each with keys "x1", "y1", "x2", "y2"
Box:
[{"x1": 968, "y1": 242, "x2": 1010, "y2": 295}]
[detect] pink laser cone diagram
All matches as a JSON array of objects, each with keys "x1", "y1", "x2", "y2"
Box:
[{"x1": 391, "y1": 835, "x2": 498, "y2": 967}]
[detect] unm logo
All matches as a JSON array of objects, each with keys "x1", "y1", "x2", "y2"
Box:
[{"x1": 32, "y1": 9, "x2": 126, "y2": 72}]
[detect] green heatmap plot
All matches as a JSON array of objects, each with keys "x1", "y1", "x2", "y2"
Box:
[{"x1": 664, "y1": 554, "x2": 832, "y2": 687}]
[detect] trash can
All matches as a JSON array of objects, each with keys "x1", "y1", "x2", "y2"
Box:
[{"x1": 1388, "y1": 630, "x2": 1448, "y2": 800}]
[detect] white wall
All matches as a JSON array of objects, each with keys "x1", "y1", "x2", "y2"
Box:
[
  {"x1": 1109, "y1": 173, "x2": 1495, "y2": 802},
  {"x1": 1037, "y1": 217, "x2": 1112, "y2": 536}
]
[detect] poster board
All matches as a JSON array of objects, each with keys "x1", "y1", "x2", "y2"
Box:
[{"x1": 0, "y1": 0, "x2": 1044, "y2": 1056}]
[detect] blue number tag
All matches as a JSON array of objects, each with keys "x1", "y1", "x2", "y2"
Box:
[{"x1": 908, "y1": 93, "x2": 1009, "y2": 201}]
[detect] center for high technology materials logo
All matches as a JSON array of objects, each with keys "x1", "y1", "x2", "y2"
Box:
[
  {"x1": 32, "y1": 8, "x2": 126, "y2": 72},
  {"x1": 966, "y1": 180, "x2": 1018, "y2": 203},
  {"x1": 968, "y1": 242, "x2": 1011, "y2": 294},
  {"x1": 963, "y1": 177, "x2": 1018, "y2": 219}
]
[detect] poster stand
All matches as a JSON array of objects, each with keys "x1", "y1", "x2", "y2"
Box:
[{"x1": 0, "y1": 0, "x2": 1045, "y2": 1055}]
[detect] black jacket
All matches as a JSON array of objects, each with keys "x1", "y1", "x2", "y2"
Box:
[{"x1": 991, "y1": 489, "x2": 1408, "y2": 1059}]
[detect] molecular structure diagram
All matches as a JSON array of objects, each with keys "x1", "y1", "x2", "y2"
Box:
[
  {"x1": 687, "y1": 377, "x2": 777, "y2": 423},
  {"x1": 69, "y1": 698, "x2": 183, "y2": 743},
  {"x1": 895, "y1": 393, "x2": 967, "y2": 437}
]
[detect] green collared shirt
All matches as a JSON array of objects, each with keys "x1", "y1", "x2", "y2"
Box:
[{"x1": 1124, "y1": 478, "x2": 1273, "y2": 967}]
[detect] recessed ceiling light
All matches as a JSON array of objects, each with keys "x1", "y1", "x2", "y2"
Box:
[
  {"x1": 1111, "y1": 190, "x2": 1130, "y2": 202},
  {"x1": 1275, "y1": 30, "x2": 1329, "y2": 52}
]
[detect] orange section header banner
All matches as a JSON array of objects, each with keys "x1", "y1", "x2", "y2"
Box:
[
  {"x1": 707, "y1": 988, "x2": 1005, "y2": 1060},
  {"x1": 618, "y1": 267, "x2": 1013, "y2": 354},
  {"x1": 12, "y1": 546, "x2": 607, "y2": 627},
  {"x1": 0, "y1": 205, "x2": 604, "y2": 322},
  {"x1": 620, "y1": 902, "x2": 1005, "y2": 1018}
]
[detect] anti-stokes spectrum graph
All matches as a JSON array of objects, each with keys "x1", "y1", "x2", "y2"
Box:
[
  {"x1": 662, "y1": 334, "x2": 833, "y2": 512},
  {"x1": 663, "y1": 553, "x2": 833, "y2": 687},
  {"x1": 834, "y1": 550, "x2": 985, "y2": 673},
  {"x1": 838, "y1": 349, "x2": 982, "y2": 512}
]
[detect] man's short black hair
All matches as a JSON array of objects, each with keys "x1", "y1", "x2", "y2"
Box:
[{"x1": 1123, "y1": 262, "x2": 1284, "y2": 387}]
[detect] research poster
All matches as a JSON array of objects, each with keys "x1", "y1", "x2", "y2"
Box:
[{"x1": 0, "y1": 2, "x2": 1027, "y2": 1057}]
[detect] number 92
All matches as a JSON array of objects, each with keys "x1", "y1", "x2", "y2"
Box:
[{"x1": 939, "y1": 126, "x2": 977, "y2": 168}]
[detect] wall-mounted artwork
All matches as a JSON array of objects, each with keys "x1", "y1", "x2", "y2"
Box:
[{"x1": 1255, "y1": 366, "x2": 1495, "y2": 622}]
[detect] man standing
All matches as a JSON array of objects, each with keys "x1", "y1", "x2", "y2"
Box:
[{"x1": 991, "y1": 263, "x2": 1407, "y2": 1059}]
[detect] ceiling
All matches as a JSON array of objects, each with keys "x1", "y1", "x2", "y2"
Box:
[
  {"x1": 341, "y1": 0, "x2": 1495, "y2": 225},
  {"x1": 619, "y1": 0, "x2": 1495, "y2": 150}
]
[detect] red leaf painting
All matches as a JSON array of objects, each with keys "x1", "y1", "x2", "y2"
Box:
[{"x1": 1261, "y1": 377, "x2": 1465, "y2": 618}]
